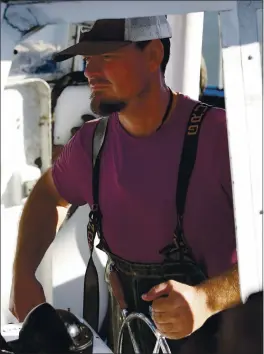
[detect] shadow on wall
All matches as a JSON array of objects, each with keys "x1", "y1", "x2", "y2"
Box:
[
  {"x1": 1, "y1": 176, "x2": 18, "y2": 208},
  {"x1": 53, "y1": 275, "x2": 87, "y2": 313}
]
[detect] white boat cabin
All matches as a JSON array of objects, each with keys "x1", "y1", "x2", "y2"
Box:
[{"x1": 1, "y1": 1, "x2": 262, "y2": 352}]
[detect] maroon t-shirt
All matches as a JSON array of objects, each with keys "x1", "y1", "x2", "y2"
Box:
[{"x1": 52, "y1": 94, "x2": 237, "y2": 277}]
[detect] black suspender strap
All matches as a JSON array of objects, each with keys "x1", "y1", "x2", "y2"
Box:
[
  {"x1": 176, "y1": 102, "x2": 212, "y2": 222},
  {"x1": 83, "y1": 117, "x2": 109, "y2": 333},
  {"x1": 159, "y1": 102, "x2": 212, "y2": 261},
  {"x1": 92, "y1": 117, "x2": 109, "y2": 166},
  {"x1": 88, "y1": 117, "x2": 109, "y2": 251},
  {"x1": 173, "y1": 102, "x2": 212, "y2": 262}
]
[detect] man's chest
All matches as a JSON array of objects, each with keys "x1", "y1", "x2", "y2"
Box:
[
  {"x1": 85, "y1": 138, "x2": 225, "y2": 265},
  {"x1": 87, "y1": 135, "x2": 217, "y2": 221}
]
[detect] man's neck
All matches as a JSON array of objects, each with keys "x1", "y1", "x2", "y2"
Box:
[{"x1": 118, "y1": 82, "x2": 177, "y2": 137}]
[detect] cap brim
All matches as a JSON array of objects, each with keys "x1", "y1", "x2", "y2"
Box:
[{"x1": 53, "y1": 40, "x2": 131, "y2": 62}]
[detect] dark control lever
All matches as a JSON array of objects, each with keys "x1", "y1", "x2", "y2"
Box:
[{"x1": 1, "y1": 303, "x2": 93, "y2": 354}]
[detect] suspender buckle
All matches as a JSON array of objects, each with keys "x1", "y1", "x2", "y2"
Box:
[
  {"x1": 89, "y1": 204, "x2": 102, "y2": 223},
  {"x1": 87, "y1": 204, "x2": 100, "y2": 251}
]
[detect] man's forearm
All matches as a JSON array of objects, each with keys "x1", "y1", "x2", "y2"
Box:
[
  {"x1": 196, "y1": 264, "x2": 241, "y2": 316},
  {"x1": 13, "y1": 188, "x2": 59, "y2": 277}
]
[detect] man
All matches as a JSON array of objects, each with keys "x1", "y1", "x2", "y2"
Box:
[{"x1": 9, "y1": 16, "x2": 240, "y2": 353}]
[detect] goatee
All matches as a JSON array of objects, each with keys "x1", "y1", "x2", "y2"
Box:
[{"x1": 90, "y1": 92, "x2": 127, "y2": 117}]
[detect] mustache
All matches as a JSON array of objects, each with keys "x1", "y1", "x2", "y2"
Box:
[{"x1": 88, "y1": 78, "x2": 110, "y2": 86}]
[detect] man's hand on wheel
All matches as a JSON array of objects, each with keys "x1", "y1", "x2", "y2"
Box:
[
  {"x1": 9, "y1": 275, "x2": 46, "y2": 322},
  {"x1": 142, "y1": 280, "x2": 211, "y2": 339}
]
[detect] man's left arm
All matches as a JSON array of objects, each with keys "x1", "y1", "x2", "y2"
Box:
[
  {"x1": 142, "y1": 264, "x2": 241, "y2": 339},
  {"x1": 199, "y1": 108, "x2": 241, "y2": 314},
  {"x1": 196, "y1": 262, "x2": 241, "y2": 316}
]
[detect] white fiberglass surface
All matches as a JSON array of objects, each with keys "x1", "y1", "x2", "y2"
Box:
[{"x1": 52, "y1": 205, "x2": 109, "y2": 331}]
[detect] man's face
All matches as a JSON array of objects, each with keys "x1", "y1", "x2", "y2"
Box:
[{"x1": 84, "y1": 44, "x2": 151, "y2": 116}]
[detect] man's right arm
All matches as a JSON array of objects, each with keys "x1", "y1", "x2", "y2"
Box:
[
  {"x1": 10, "y1": 123, "x2": 94, "y2": 320},
  {"x1": 13, "y1": 168, "x2": 69, "y2": 278},
  {"x1": 13, "y1": 119, "x2": 91, "y2": 278},
  {"x1": 10, "y1": 169, "x2": 70, "y2": 321}
]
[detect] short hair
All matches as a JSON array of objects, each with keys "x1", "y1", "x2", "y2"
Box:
[
  {"x1": 135, "y1": 38, "x2": 171, "y2": 76},
  {"x1": 136, "y1": 39, "x2": 208, "y2": 94}
]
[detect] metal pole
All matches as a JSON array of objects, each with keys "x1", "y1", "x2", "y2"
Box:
[{"x1": 165, "y1": 13, "x2": 204, "y2": 100}]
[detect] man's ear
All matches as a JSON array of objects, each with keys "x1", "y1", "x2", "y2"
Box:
[{"x1": 145, "y1": 39, "x2": 164, "y2": 73}]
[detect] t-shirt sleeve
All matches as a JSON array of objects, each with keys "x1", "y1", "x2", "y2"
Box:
[
  {"x1": 215, "y1": 108, "x2": 238, "y2": 265},
  {"x1": 51, "y1": 124, "x2": 94, "y2": 206}
]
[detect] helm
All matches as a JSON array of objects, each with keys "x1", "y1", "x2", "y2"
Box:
[{"x1": 1, "y1": 303, "x2": 93, "y2": 354}]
